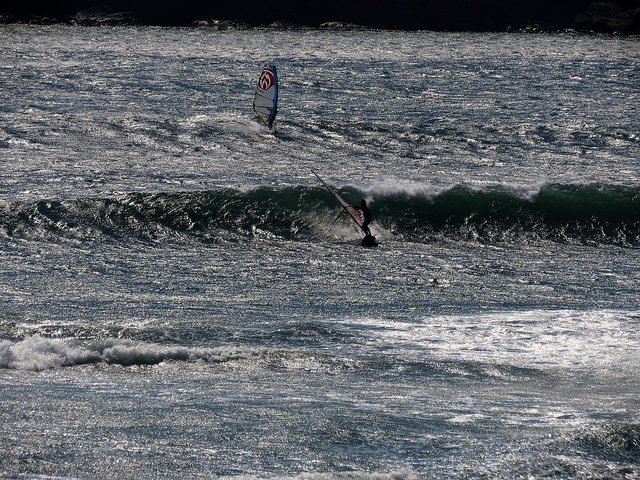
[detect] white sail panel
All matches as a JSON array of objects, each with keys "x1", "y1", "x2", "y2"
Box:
[{"x1": 253, "y1": 64, "x2": 278, "y2": 128}]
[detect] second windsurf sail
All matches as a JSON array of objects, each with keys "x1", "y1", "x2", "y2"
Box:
[
  {"x1": 253, "y1": 64, "x2": 278, "y2": 129},
  {"x1": 312, "y1": 170, "x2": 364, "y2": 230}
]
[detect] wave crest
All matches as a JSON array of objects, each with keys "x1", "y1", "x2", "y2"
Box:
[
  {"x1": 0, "y1": 336, "x2": 101, "y2": 371},
  {"x1": 0, "y1": 336, "x2": 357, "y2": 372}
]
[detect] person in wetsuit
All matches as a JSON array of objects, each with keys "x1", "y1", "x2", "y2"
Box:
[{"x1": 353, "y1": 199, "x2": 372, "y2": 236}]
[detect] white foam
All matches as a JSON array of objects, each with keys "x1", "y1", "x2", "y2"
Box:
[
  {"x1": 353, "y1": 177, "x2": 550, "y2": 204},
  {"x1": 0, "y1": 336, "x2": 252, "y2": 371},
  {"x1": 338, "y1": 310, "x2": 640, "y2": 375},
  {"x1": 354, "y1": 178, "x2": 449, "y2": 201},
  {"x1": 0, "y1": 336, "x2": 100, "y2": 371},
  {"x1": 101, "y1": 343, "x2": 191, "y2": 366}
]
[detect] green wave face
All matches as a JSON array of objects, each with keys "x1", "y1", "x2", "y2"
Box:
[{"x1": 1, "y1": 183, "x2": 639, "y2": 246}]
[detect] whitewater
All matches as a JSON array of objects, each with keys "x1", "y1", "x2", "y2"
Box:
[{"x1": 1, "y1": 25, "x2": 639, "y2": 479}]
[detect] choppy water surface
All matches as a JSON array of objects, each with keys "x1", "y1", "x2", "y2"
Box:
[{"x1": 1, "y1": 25, "x2": 639, "y2": 479}]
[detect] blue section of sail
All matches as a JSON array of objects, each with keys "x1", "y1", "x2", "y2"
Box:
[{"x1": 267, "y1": 65, "x2": 278, "y2": 128}]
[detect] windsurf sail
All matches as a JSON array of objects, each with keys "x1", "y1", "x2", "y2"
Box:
[
  {"x1": 253, "y1": 64, "x2": 278, "y2": 129},
  {"x1": 312, "y1": 170, "x2": 364, "y2": 230}
]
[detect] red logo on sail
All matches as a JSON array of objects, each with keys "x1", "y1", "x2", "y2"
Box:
[{"x1": 257, "y1": 70, "x2": 274, "y2": 92}]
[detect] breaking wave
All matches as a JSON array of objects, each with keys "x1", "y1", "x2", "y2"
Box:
[
  {"x1": 0, "y1": 334, "x2": 361, "y2": 372},
  {"x1": 0, "y1": 336, "x2": 246, "y2": 371},
  {"x1": 1, "y1": 182, "x2": 638, "y2": 247},
  {"x1": 0, "y1": 335, "x2": 537, "y2": 381}
]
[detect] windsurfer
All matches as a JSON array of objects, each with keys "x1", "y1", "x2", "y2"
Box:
[{"x1": 352, "y1": 199, "x2": 372, "y2": 236}]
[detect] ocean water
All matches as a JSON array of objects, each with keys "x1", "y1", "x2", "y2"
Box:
[{"x1": 1, "y1": 25, "x2": 640, "y2": 479}]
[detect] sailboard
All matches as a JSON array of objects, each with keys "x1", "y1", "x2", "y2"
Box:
[
  {"x1": 312, "y1": 170, "x2": 364, "y2": 230},
  {"x1": 253, "y1": 64, "x2": 278, "y2": 129}
]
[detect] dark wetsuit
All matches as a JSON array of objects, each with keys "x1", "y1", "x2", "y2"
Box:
[{"x1": 355, "y1": 200, "x2": 372, "y2": 236}]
